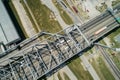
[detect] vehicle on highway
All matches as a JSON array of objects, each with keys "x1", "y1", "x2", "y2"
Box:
[
  {"x1": 94, "y1": 26, "x2": 107, "y2": 35},
  {"x1": 72, "y1": 6, "x2": 78, "y2": 13}
]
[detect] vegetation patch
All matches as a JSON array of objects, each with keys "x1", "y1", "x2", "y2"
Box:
[
  {"x1": 57, "y1": 72, "x2": 63, "y2": 80},
  {"x1": 100, "y1": 27, "x2": 120, "y2": 72},
  {"x1": 107, "y1": 28, "x2": 120, "y2": 48},
  {"x1": 20, "y1": 0, "x2": 39, "y2": 33},
  {"x1": 53, "y1": 0, "x2": 73, "y2": 25},
  {"x1": 26, "y1": 0, "x2": 62, "y2": 33},
  {"x1": 77, "y1": 5, "x2": 89, "y2": 20},
  {"x1": 112, "y1": 0, "x2": 120, "y2": 7},
  {"x1": 96, "y1": 2, "x2": 107, "y2": 12},
  {"x1": 68, "y1": 58, "x2": 93, "y2": 80},
  {"x1": 63, "y1": 72, "x2": 70, "y2": 80},
  {"x1": 90, "y1": 56, "x2": 115, "y2": 80}
]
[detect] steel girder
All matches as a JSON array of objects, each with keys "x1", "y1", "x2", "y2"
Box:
[{"x1": 0, "y1": 25, "x2": 90, "y2": 80}]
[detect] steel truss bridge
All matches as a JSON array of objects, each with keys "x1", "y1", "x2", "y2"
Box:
[{"x1": 0, "y1": 6, "x2": 120, "y2": 80}]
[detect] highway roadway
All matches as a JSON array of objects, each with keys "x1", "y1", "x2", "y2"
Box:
[
  {"x1": 1, "y1": 3, "x2": 119, "y2": 59},
  {"x1": 0, "y1": 6, "x2": 120, "y2": 80},
  {"x1": 0, "y1": 8, "x2": 112, "y2": 62}
]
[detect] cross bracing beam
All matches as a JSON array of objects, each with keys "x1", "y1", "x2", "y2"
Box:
[
  {"x1": 0, "y1": 13, "x2": 120, "y2": 80},
  {"x1": 0, "y1": 24, "x2": 91, "y2": 79},
  {"x1": 32, "y1": 46, "x2": 48, "y2": 71},
  {"x1": 14, "y1": 64, "x2": 22, "y2": 80},
  {"x1": 9, "y1": 56, "x2": 23, "y2": 62},
  {"x1": 0, "y1": 65, "x2": 13, "y2": 79},
  {"x1": 9, "y1": 60, "x2": 17, "y2": 80}
]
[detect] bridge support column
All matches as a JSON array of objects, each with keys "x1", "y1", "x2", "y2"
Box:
[
  {"x1": 74, "y1": 25, "x2": 90, "y2": 46},
  {"x1": 47, "y1": 42, "x2": 58, "y2": 69},
  {"x1": 62, "y1": 37, "x2": 75, "y2": 54},
  {"x1": 22, "y1": 52, "x2": 36, "y2": 80},
  {"x1": 14, "y1": 65, "x2": 22, "y2": 80},
  {"x1": 34, "y1": 46, "x2": 48, "y2": 71},
  {"x1": 27, "y1": 54, "x2": 39, "y2": 78},
  {"x1": 21, "y1": 66, "x2": 28, "y2": 80},
  {"x1": 52, "y1": 42, "x2": 66, "y2": 62},
  {"x1": 8, "y1": 60, "x2": 17, "y2": 80},
  {"x1": 66, "y1": 31, "x2": 80, "y2": 51}
]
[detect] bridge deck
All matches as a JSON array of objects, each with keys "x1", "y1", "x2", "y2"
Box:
[{"x1": 0, "y1": 7, "x2": 120, "y2": 80}]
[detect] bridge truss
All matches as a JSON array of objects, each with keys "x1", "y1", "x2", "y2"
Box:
[
  {"x1": 0, "y1": 25, "x2": 91, "y2": 80},
  {"x1": 0, "y1": 7, "x2": 120, "y2": 80}
]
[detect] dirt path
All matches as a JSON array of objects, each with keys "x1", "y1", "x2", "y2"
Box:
[
  {"x1": 80, "y1": 55, "x2": 100, "y2": 80},
  {"x1": 41, "y1": 0, "x2": 69, "y2": 29},
  {"x1": 47, "y1": 66, "x2": 78, "y2": 80},
  {"x1": 61, "y1": 66, "x2": 78, "y2": 80},
  {"x1": 23, "y1": 0, "x2": 41, "y2": 32},
  {"x1": 12, "y1": 0, "x2": 36, "y2": 37}
]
